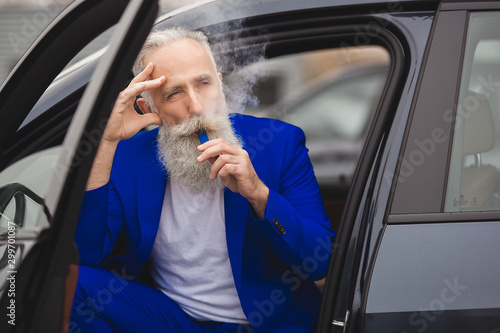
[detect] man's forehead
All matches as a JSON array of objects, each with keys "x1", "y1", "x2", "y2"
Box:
[
  {"x1": 147, "y1": 40, "x2": 210, "y2": 65},
  {"x1": 147, "y1": 40, "x2": 216, "y2": 79}
]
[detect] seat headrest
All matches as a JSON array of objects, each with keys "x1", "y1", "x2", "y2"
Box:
[{"x1": 463, "y1": 91, "x2": 495, "y2": 155}]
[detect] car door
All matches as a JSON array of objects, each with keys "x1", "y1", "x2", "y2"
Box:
[
  {"x1": 322, "y1": 1, "x2": 500, "y2": 332},
  {"x1": 0, "y1": 0, "x2": 159, "y2": 332}
]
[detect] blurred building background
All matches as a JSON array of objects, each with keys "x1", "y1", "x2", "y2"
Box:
[{"x1": 0, "y1": 0, "x2": 198, "y2": 85}]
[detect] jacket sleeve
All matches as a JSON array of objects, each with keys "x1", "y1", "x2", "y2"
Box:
[
  {"x1": 74, "y1": 181, "x2": 125, "y2": 266},
  {"x1": 250, "y1": 125, "x2": 335, "y2": 280}
]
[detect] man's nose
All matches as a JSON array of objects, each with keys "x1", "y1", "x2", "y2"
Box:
[{"x1": 187, "y1": 90, "x2": 203, "y2": 115}]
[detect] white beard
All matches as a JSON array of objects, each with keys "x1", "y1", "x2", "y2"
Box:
[{"x1": 156, "y1": 101, "x2": 242, "y2": 191}]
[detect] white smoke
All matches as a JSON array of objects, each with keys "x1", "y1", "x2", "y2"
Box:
[{"x1": 197, "y1": 0, "x2": 269, "y2": 114}]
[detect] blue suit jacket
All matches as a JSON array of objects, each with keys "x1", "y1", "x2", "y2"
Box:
[{"x1": 75, "y1": 114, "x2": 335, "y2": 332}]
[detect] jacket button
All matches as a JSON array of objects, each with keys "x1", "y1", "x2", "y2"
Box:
[
  {"x1": 273, "y1": 218, "x2": 279, "y2": 227},
  {"x1": 278, "y1": 225, "x2": 286, "y2": 235}
]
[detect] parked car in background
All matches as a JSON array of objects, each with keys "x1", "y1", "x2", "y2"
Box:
[
  {"x1": 0, "y1": 0, "x2": 499, "y2": 332},
  {"x1": 260, "y1": 63, "x2": 389, "y2": 192}
]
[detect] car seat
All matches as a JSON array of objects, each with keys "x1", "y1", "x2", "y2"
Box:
[{"x1": 460, "y1": 91, "x2": 497, "y2": 209}]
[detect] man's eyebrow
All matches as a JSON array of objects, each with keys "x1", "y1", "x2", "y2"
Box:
[
  {"x1": 161, "y1": 85, "x2": 182, "y2": 101},
  {"x1": 194, "y1": 74, "x2": 212, "y2": 83},
  {"x1": 161, "y1": 74, "x2": 213, "y2": 100},
  {"x1": 163, "y1": 85, "x2": 180, "y2": 96}
]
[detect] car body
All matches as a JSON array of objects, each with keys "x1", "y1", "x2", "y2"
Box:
[{"x1": 0, "y1": 0, "x2": 500, "y2": 332}]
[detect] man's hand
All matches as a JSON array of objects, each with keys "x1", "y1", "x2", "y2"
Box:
[
  {"x1": 197, "y1": 138, "x2": 269, "y2": 219},
  {"x1": 86, "y1": 63, "x2": 165, "y2": 191},
  {"x1": 102, "y1": 63, "x2": 165, "y2": 143}
]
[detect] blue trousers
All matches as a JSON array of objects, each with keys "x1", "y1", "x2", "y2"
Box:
[{"x1": 70, "y1": 266, "x2": 252, "y2": 333}]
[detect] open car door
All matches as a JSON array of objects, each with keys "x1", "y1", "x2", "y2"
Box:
[{"x1": 0, "y1": 0, "x2": 159, "y2": 332}]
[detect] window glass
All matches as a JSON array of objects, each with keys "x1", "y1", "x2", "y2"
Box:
[
  {"x1": 228, "y1": 46, "x2": 389, "y2": 188},
  {"x1": 20, "y1": 27, "x2": 115, "y2": 132},
  {"x1": 278, "y1": 69, "x2": 385, "y2": 141},
  {"x1": 444, "y1": 12, "x2": 500, "y2": 212},
  {"x1": 0, "y1": 147, "x2": 62, "y2": 296},
  {"x1": 0, "y1": 149, "x2": 54, "y2": 293}
]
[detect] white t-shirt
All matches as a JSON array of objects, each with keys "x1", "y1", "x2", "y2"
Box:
[{"x1": 150, "y1": 179, "x2": 248, "y2": 324}]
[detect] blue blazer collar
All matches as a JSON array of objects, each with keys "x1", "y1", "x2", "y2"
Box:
[
  {"x1": 223, "y1": 190, "x2": 248, "y2": 291},
  {"x1": 136, "y1": 140, "x2": 168, "y2": 262}
]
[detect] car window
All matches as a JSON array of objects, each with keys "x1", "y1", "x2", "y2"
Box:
[
  {"x1": 230, "y1": 46, "x2": 389, "y2": 189},
  {"x1": 282, "y1": 70, "x2": 386, "y2": 141},
  {"x1": 0, "y1": 148, "x2": 58, "y2": 231},
  {"x1": 0, "y1": 148, "x2": 56, "y2": 293},
  {"x1": 444, "y1": 11, "x2": 500, "y2": 212}
]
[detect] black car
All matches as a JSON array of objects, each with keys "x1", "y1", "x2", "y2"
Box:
[{"x1": 1, "y1": 0, "x2": 500, "y2": 332}]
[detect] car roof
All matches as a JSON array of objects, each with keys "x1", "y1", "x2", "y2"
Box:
[
  {"x1": 162, "y1": 0, "x2": 440, "y2": 16},
  {"x1": 158, "y1": 0, "x2": 442, "y2": 30}
]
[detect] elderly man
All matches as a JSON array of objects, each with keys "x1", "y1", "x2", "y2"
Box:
[{"x1": 71, "y1": 27, "x2": 334, "y2": 333}]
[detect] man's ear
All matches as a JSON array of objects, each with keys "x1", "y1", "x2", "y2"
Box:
[
  {"x1": 136, "y1": 97, "x2": 153, "y2": 114},
  {"x1": 218, "y1": 72, "x2": 223, "y2": 82}
]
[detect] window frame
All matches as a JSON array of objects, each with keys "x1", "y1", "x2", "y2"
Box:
[{"x1": 389, "y1": 9, "x2": 469, "y2": 217}]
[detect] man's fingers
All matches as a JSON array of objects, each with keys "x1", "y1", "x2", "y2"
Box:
[
  {"x1": 136, "y1": 112, "x2": 162, "y2": 128},
  {"x1": 120, "y1": 76, "x2": 165, "y2": 102},
  {"x1": 129, "y1": 62, "x2": 154, "y2": 85},
  {"x1": 209, "y1": 155, "x2": 238, "y2": 180},
  {"x1": 123, "y1": 62, "x2": 165, "y2": 104},
  {"x1": 197, "y1": 139, "x2": 241, "y2": 162},
  {"x1": 197, "y1": 137, "x2": 224, "y2": 150}
]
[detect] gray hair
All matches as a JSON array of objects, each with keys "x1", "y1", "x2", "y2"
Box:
[
  {"x1": 132, "y1": 27, "x2": 218, "y2": 112},
  {"x1": 133, "y1": 27, "x2": 217, "y2": 75}
]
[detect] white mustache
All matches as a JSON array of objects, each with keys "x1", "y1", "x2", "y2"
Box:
[
  {"x1": 156, "y1": 107, "x2": 242, "y2": 191},
  {"x1": 166, "y1": 113, "x2": 227, "y2": 138}
]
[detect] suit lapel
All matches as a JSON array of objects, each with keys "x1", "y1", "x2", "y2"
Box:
[
  {"x1": 136, "y1": 146, "x2": 167, "y2": 258},
  {"x1": 224, "y1": 190, "x2": 249, "y2": 291}
]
